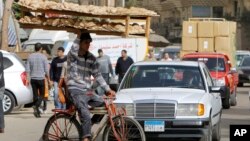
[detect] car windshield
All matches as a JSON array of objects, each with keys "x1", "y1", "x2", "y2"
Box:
[
  {"x1": 240, "y1": 57, "x2": 250, "y2": 66},
  {"x1": 22, "y1": 44, "x2": 53, "y2": 55},
  {"x1": 183, "y1": 58, "x2": 225, "y2": 72},
  {"x1": 120, "y1": 65, "x2": 205, "y2": 90}
]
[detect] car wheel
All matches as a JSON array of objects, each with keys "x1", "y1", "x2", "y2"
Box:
[
  {"x1": 238, "y1": 82, "x2": 243, "y2": 87},
  {"x1": 212, "y1": 114, "x2": 221, "y2": 141},
  {"x1": 222, "y1": 87, "x2": 231, "y2": 109},
  {"x1": 3, "y1": 91, "x2": 15, "y2": 114},
  {"x1": 230, "y1": 88, "x2": 237, "y2": 106}
]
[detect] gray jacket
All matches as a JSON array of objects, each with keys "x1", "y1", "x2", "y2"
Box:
[
  {"x1": 97, "y1": 55, "x2": 113, "y2": 75},
  {"x1": 0, "y1": 52, "x2": 4, "y2": 100}
]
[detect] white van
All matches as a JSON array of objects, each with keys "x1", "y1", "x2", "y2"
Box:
[{"x1": 22, "y1": 29, "x2": 70, "y2": 55}]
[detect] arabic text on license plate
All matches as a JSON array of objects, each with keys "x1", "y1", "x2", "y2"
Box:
[{"x1": 144, "y1": 121, "x2": 165, "y2": 132}]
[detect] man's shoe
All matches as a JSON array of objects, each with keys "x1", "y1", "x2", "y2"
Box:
[
  {"x1": 0, "y1": 129, "x2": 4, "y2": 133},
  {"x1": 33, "y1": 106, "x2": 41, "y2": 118}
]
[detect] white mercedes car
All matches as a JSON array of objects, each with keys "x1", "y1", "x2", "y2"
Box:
[{"x1": 115, "y1": 61, "x2": 222, "y2": 141}]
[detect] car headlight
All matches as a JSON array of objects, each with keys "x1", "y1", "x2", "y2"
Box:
[
  {"x1": 214, "y1": 77, "x2": 226, "y2": 86},
  {"x1": 115, "y1": 103, "x2": 134, "y2": 116},
  {"x1": 177, "y1": 104, "x2": 204, "y2": 116}
]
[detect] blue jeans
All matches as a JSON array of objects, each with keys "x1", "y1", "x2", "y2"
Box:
[
  {"x1": 69, "y1": 89, "x2": 104, "y2": 139},
  {"x1": 53, "y1": 82, "x2": 66, "y2": 109}
]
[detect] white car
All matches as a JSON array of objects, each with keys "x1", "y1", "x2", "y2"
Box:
[
  {"x1": 1, "y1": 50, "x2": 33, "y2": 114},
  {"x1": 115, "y1": 61, "x2": 222, "y2": 141}
]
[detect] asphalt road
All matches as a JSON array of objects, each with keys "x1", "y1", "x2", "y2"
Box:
[{"x1": 0, "y1": 87, "x2": 250, "y2": 141}]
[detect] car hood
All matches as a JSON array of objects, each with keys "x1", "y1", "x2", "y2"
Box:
[{"x1": 115, "y1": 88, "x2": 206, "y2": 104}]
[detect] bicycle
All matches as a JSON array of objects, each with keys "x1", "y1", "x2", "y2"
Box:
[{"x1": 42, "y1": 93, "x2": 146, "y2": 141}]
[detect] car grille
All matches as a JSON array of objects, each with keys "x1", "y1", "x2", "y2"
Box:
[{"x1": 135, "y1": 101, "x2": 176, "y2": 118}]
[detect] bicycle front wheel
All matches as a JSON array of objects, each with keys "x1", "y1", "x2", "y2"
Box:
[
  {"x1": 103, "y1": 116, "x2": 146, "y2": 141},
  {"x1": 43, "y1": 114, "x2": 82, "y2": 141}
]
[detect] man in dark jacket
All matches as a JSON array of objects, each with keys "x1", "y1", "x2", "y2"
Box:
[
  {"x1": 50, "y1": 47, "x2": 67, "y2": 109},
  {"x1": 0, "y1": 51, "x2": 5, "y2": 133},
  {"x1": 115, "y1": 50, "x2": 134, "y2": 83}
]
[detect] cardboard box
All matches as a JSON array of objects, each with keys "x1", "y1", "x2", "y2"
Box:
[
  {"x1": 229, "y1": 22, "x2": 237, "y2": 34},
  {"x1": 215, "y1": 37, "x2": 231, "y2": 51},
  {"x1": 198, "y1": 22, "x2": 214, "y2": 37},
  {"x1": 182, "y1": 21, "x2": 198, "y2": 37},
  {"x1": 182, "y1": 37, "x2": 198, "y2": 51},
  {"x1": 180, "y1": 50, "x2": 197, "y2": 58},
  {"x1": 214, "y1": 21, "x2": 230, "y2": 37},
  {"x1": 198, "y1": 38, "x2": 214, "y2": 52}
]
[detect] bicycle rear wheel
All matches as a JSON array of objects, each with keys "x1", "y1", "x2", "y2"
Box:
[
  {"x1": 43, "y1": 114, "x2": 82, "y2": 141},
  {"x1": 103, "y1": 116, "x2": 146, "y2": 141}
]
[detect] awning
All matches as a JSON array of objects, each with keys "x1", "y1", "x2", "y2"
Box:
[{"x1": 149, "y1": 33, "x2": 170, "y2": 47}]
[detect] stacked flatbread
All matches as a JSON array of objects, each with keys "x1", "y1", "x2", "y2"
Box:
[{"x1": 18, "y1": 0, "x2": 158, "y2": 16}]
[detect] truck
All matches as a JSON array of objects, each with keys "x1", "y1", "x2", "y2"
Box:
[
  {"x1": 182, "y1": 53, "x2": 238, "y2": 109},
  {"x1": 180, "y1": 18, "x2": 238, "y2": 109}
]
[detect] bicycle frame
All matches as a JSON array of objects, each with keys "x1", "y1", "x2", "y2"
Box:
[{"x1": 45, "y1": 95, "x2": 127, "y2": 141}]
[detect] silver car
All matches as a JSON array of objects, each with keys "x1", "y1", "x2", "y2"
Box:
[{"x1": 1, "y1": 50, "x2": 33, "y2": 114}]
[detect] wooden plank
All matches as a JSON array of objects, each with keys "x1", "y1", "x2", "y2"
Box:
[
  {"x1": 125, "y1": 16, "x2": 130, "y2": 37},
  {"x1": 19, "y1": 23, "x2": 126, "y2": 36},
  {"x1": 145, "y1": 16, "x2": 151, "y2": 40}
]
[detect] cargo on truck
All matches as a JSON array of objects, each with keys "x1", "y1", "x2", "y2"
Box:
[{"x1": 181, "y1": 18, "x2": 239, "y2": 109}]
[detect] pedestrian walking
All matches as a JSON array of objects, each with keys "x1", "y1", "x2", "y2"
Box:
[
  {"x1": 26, "y1": 43, "x2": 52, "y2": 118},
  {"x1": 161, "y1": 52, "x2": 172, "y2": 61},
  {"x1": 96, "y1": 49, "x2": 114, "y2": 95},
  {"x1": 0, "y1": 51, "x2": 5, "y2": 133},
  {"x1": 97, "y1": 49, "x2": 114, "y2": 83},
  {"x1": 67, "y1": 32, "x2": 115, "y2": 141},
  {"x1": 50, "y1": 47, "x2": 67, "y2": 109},
  {"x1": 115, "y1": 50, "x2": 134, "y2": 83},
  {"x1": 144, "y1": 49, "x2": 156, "y2": 61}
]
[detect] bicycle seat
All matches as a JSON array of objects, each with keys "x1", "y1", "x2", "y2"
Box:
[{"x1": 89, "y1": 107, "x2": 107, "y2": 115}]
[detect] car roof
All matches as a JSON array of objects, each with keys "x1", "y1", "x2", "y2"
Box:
[
  {"x1": 236, "y1": 50, "x2": 250, "y2": 55},
  {"x1": 134, "y1": 61, "x2": 200, "y2": 67},
  {"x1": 0, "y1": 50, "x2": 10, "y2": 55},
  {"x1": 23, "y1": 39, "x2": 54, "y2": 45}
]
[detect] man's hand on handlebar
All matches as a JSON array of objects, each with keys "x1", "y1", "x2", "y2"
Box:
[{"x1": 106, "y1": 90, "x2": 116, "y2": 97}]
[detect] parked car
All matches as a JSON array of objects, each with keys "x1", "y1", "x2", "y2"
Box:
[
  {"x1": 236, "y1": 50, "x2": 250, "y2": 67},
  {"x1": 182, "y1": 53, "x2": 238, "y2": 109},
  {"x1": 238, "y1": 56, "x2": 250, "y2": 87},
  {"x1": 1, "y1": 50, "x2": 33, "y2": 114},
  {"x1": 156, "y1": 44, "x2": 181, "y2": 60},
  {"x1": 115, "y1": 61, "x2": 222, "y2": 141}
]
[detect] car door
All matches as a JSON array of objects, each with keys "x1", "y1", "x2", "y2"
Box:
[{"x1": 203, "y1": 66, "x2": 221, "y2": 124}]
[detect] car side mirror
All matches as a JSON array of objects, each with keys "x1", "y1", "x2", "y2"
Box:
[{"x1": 209, "y1": 86, "x2": 221, "y2": 93}]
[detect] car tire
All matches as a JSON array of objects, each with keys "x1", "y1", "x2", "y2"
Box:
[
  {"x1": 230, "y1": 88, "x2": 237, "y2": 106},
  {"x1": 3, "y1": 91, "x2": 15, "y2": 114},
  {"x1": 212, "y1": 114, "x2": 221, "y2": 141},
  {"x1": 222, "y1": 87, "x2": 231, "y2": 109},
  {"x1": 238, "y1": 82, "x2": 243, "y2": 87}
]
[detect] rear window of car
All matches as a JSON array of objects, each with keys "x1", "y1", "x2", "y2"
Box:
[
  {"x1": 240, "y1": 57, "x2": 250, "y2": 66},
  {"x1": 183, "y1": 57, "x2": 226, "y2": 72},
  {"x1": 3, "y1": 57, "x2": 13, "y2": 69}
]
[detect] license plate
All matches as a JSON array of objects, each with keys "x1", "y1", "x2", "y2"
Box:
[{"x1": 144, "y1": 121, "x2": 165, "y2": 132}]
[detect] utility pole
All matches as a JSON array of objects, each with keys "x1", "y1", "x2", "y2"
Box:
[{"x1": 1, "y1": 0, "x2": 14, "y2": 50}]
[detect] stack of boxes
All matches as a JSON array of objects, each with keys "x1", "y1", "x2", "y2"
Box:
[{"x1": 180, "y1": 19, "x2": 237, "y2": 67}]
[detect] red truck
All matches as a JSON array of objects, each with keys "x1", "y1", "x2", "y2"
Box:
[{"x1": 182, "y1": 53, "x2": 239, "y2": 109}]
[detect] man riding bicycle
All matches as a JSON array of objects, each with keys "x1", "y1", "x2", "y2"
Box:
[{"x1": 67, "y1": 32, "x2": 115, "y2": 141}]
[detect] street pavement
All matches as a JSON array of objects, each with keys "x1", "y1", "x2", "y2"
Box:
[{"x1": 0, "y1": 86, "x2": 250, "y2": 141}]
